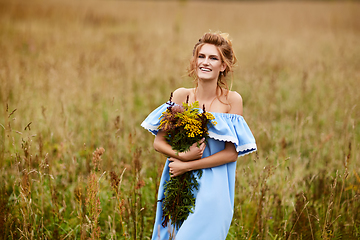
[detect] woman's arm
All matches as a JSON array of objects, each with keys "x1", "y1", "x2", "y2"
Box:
[
  {"x1": 153, "y1": 130, "x2": 206, "y2": 161},
  {"x1": 168, "y1": 142, "x2": 238, "y2": 177},
  {"x1": 153, "y1": 87, "x2": 205, "y2": 161},
  {"x1": 169, "y1": 91, "x2": 243, "y2": 177}
]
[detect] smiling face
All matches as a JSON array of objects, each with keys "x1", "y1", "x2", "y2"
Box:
[{"x1": 196, "y1": 44, "x2": 226, "y2": 82}]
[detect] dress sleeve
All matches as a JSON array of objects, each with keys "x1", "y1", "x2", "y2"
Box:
[
  {"x1": 140, "y1": 103, "x2": 168, "y2": 135},
  {"x1": 208, "y1": 113, "x2": 257, "y2": 157}
]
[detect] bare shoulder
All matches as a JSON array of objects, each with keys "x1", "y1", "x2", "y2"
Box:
[
  {"x1": 227, "y1": 91, "x2": 243, "y2": 116},
  {"x1": 172, "y1": 88, "x2": 194, "y2": 104}
]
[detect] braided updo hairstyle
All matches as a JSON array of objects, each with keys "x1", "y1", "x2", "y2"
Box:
[{"x1": 188, "y1": 32, "x2": 237, "y2": 98}]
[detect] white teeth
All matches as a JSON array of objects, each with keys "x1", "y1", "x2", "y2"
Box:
[{"x1": 200, "y1": 67, "x2": 211, "y2": 72}]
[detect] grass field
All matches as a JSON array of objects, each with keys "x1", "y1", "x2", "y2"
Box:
[{"x1": 0, "y1": 0, "x2": 360, "y2": 239}]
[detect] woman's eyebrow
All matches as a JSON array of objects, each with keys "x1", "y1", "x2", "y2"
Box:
[{"x1": 198, "y1": 52, "x2": 220, "y2": 58}]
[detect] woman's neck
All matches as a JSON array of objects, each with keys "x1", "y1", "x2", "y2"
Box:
[{"x1": 195, "y1": 79, "x2": 218, "y2": 102}]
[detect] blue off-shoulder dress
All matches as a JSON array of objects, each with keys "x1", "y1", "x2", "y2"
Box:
[{"x1": 141, "y1": 103, "x2": 257, "y2": 240}]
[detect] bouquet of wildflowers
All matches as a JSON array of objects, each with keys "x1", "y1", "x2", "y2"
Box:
[{"x1": 158, "y1": 93, "x2": 217, "y2": 230}]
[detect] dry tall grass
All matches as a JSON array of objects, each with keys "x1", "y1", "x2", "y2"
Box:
[{"x1": 0, "y1": 0, "x2": 359, "y2": 239}]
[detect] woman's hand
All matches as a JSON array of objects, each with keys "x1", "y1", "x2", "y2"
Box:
[
  {"x1": 178, "y1": 139, "x2": 206, "y2": 161},
  {"x1": 168, "y1": 158, "x2": 190, "y2": 177},
  {"x1": 154, "y1": 132, "x2": 206, "y2": 162}
]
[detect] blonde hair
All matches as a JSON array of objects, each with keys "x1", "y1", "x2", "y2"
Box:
[{"x1": 188, "y1": 31, "x2": 237, "y2": 99}]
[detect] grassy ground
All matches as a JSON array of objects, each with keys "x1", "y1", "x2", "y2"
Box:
[{"x1": 0, "y1": 0, "x2": 360, "y2": 239}]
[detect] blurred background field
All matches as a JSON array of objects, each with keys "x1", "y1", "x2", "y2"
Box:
[{"x1": 0, "y1": 0, "x2": 359, "y2": 239}]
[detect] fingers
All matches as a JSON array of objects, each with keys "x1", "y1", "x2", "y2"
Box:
[
  {"x1": 200, "y1": 142, "x2": 206, "y2": 151},
  {"x1": 190, "y1": 138, "x2": 206, "y2": 150},
  {"x1": 168, "y1": 161, "x2": 174, "y2": 174},
  {"x1": 168, "y1": 165, "x2": 177, "y2": 177},
  {"x1": 169, "y1": 168, "x2": 174, "y2": 176},
  {"x1": 168, "y1": 160, "x2": 181, "y2": 177},
  {"x1": 198, "y1": 138, "x2": 206, "y2": 150},
  {"x1": 168, "y1": 160, "x2": 175, "y2": 171},
  {"x1": 191, "y1": 138, "x2": 205, "y2": 147}
]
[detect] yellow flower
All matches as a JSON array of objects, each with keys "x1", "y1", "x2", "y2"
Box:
[{"x1": 204, "y1": 112, "x2": 215, "y2": 120}]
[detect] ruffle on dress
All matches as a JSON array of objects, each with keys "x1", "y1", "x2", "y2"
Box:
[{"x1": 141, "y1": 103, "x2": 257, "y2": 157}]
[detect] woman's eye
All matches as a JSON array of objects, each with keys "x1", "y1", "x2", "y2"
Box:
[
  {"x1": 211, "y1": 57, "x2": 218, "y2": 60},
  {"x1": 198, "y1": 55, "x2": 204, "y2": 58}
]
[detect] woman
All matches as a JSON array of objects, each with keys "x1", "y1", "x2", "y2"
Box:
[{"x1": 141, "y1": 32, "x2": 257, "y2": 240}]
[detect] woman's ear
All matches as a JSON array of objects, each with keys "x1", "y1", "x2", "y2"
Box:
[{"x1": 221, "y1": 63, "x2": 226, "y2": 72}]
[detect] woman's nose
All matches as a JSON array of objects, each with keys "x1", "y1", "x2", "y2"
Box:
[{"x1": 203, "y1": 57, "x2": 210, "y2": 65}]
